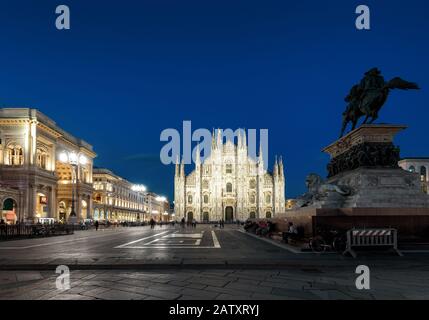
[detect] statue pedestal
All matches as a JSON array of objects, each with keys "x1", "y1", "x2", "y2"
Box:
[
  {"x1": 323, "y1": 124, "x2": 406, "y2": 178},
  {"x1": 321, "y1": 124, "x2": 429, "y2": 208}
]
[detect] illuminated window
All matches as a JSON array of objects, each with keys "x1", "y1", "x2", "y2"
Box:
[
  {"x1": 36, "y1": 148, "x2": 49, "y2": 169},
  {"x1": 5, "y1": 144, "x2": 24, "y2": 165},
  {"x1": 420, "y1": 166, "x2": 427, "y2": 182}
]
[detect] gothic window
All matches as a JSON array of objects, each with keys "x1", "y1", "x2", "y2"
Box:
[
  {"x1": 202, "y1": 180, "x2": 209, "y2": 189},
  {"x1": 187, "y1": 195, "x2": 193, "y2": 204},
  {"x1": 249, "y1": 179, "x2": 256, "y2": 189},
  {"x1": 226, "y1": 164, "x2": 232, "y2": 174},
  {"x1": 265, "y1": 193, "x2": 271, "y2": 204},
  {"x1": 204, "y1": 165, "x2": 211, "y2": 175},
  {"x1": 226, "y1": 183, "x2": 232, "y2": 193},
  {"x1": 203, "y1": 194, "x2": 209, "y2": 204}
]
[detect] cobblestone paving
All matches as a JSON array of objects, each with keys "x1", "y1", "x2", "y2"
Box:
[{"x1": 0, "y1": 266, "x2": 428, "y2": 300}]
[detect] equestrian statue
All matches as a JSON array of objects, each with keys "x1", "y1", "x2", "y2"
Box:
[{"x1": 340, "y1": 68, "x2": 419, "y2": 137}]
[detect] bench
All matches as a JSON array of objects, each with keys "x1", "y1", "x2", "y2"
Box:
[{"x1": 343, "y1": 228, "x2": 403, "y2": 258}]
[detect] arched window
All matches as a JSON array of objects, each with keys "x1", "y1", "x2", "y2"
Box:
[
  {"x1": 203, "y1": 194, "x2": 209, "y2": 204},
  {"x1": 36, "y1": 148, "x2": 49, "y2": 169},
  {"x1": 226, "y1": 183, "x2": 232, "y2": 193},
  {"x1": 409, "y1": 165, "x2": 416, "y2": 173},
  {"x1": 202, "y1": 180, "x2": 209, "y2": 189},
  {"x1": 187, "y1": 195, "x2": 193, "y2": 204},
  {"x1": 265, "y1": 193, "x2": 271, "y2": 204},
  {"x1": 266, "y1": 212, "x2": 272, "y2": 219},
  {"x1": 5, "y1": 144, "x2": 24, "y2": 165},
  {"x1": 420, "y1": 166, "x2": 427, "y2": 182}
]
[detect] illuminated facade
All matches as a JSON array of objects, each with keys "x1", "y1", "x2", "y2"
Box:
[
  {"x1": 0, "y1": 108, "x2": 96, "y2": 223},
  {"x1": 92, "y1": 168, "x2": 148, "y2": 222},
  {"x1": 144, "y1": 192, "x2": 171, "y2": 222},
  {"x1": 174, "y1": 130, "x2": 286, "y2": 222}
]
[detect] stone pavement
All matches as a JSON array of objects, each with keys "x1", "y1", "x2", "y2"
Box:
[{"x1": 0, "y1": 265, "x2": 428, "y2": 300}]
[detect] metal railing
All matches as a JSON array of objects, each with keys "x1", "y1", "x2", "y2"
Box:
[{"x1": 0, "y1": 223, "x2": 74, "y2": 240}]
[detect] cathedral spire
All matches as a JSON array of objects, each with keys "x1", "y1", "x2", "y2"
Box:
[
  {"x1": 175, "y1": 155, "x2": 180, "y2": 177},
  {"x1": 274, "y1": 155, "x2": 278, "y2": 177},
  {"x1": 195, "y1": 144, "x2": 201, "y2": 166},
  {"x1": 242, "y1": 129, "x2": 247, "y2": 149},
  {"x1": 180, "y1": 157, "x2": 185, "y2": 177},
  {"x1": 279, "y1": 156, "x2": 284, "y2": 177},
  {"x1": 217, "y1": 128, "x2": 222, "y2": 148},
  {"x1": 238, "y1": 129, "x2": 242, "y2": 148},
  {"x1": 211, "y1": 128, "x2": 216, "y2": 149}
]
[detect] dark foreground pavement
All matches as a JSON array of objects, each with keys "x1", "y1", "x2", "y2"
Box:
[
  {"x1": 0, "y1": 225, "x2": 428, "y2": 299},
  {"x1": 1, "y1": 266, "x2": 428, "y2": 300}
]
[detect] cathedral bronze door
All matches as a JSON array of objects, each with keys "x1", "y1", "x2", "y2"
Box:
[{"x1": 225, "y1": 206, "x2": 233, "y2": 222}]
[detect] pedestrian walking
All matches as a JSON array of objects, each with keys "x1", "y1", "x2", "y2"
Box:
[{"x1": 94, "y1": 220, "x2": 99, "y2": 231}]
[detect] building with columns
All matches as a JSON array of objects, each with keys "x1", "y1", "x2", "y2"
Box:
[
  {"x1": 0, "y1": 108, "x2": 96, "y2": 223},
  {"x1": 399, "y1": 158, "x2": 429, "y2": 194},
  {"x1": 144, "y1": 192, "x2": 171, "y2": 222},
  {"x1": 174, "y1": 130, "x2": 286, "y2": 222},
  {"x1": 92, "y1": 168, "x2": 148, "y2": 222}
]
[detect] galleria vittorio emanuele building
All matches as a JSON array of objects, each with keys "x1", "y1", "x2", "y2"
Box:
[{"x1": 174, "y1": 130, "x2": 285, "y2": 222}]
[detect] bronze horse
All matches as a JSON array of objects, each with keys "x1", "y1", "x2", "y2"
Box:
[{"x1": 340, "y1": 69, "x2": 419, "y2": 137}]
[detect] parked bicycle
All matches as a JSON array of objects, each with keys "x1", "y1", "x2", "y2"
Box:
[{"x1": 309, "y1": 228, "x2": 347, "y2": 253}]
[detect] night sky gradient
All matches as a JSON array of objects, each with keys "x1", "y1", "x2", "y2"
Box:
[{"x1": 1, "y1": 1, "x2": 428, "y2": 200}]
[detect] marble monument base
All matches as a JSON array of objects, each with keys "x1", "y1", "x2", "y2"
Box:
[{"x1": 325, "y1": 167, "x2": 429, "y2": 208}]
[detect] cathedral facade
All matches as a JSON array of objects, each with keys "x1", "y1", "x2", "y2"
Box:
[{"x1": 174, "y1": 130, "x2": 285, "y2": 222}]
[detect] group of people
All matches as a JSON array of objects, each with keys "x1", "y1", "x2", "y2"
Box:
[
  {"x1": 244, "y1": 219, "x2": 275, "y2": 237},
  {"x1": 244, "y1": 218, "x2": 300, "y2": 243}
]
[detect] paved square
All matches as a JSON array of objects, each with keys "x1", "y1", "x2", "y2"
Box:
[{"x1": 115, "y1": 230, "x2": 221, "y2": 249}]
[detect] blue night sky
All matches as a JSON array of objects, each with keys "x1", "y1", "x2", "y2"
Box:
[{"x1": 1, "y1": 1, "x2": 428, "y2": 200}]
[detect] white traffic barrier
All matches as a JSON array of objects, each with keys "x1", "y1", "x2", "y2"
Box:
[{"x1": 343, "y1": 228, "x2": 403, "y2": 258}]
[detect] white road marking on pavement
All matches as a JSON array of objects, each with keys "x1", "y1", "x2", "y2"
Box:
[
  {"x1": 114, "y1": 231, "x2": 171, "y2": 248},
  {"x1": 122, "y1": 246, "x2": 219, "y2": 249},
  {"x1": 0, "y1": 229, "x2": 136, "y2": 250},
  {"x1": 212, "y1": 230, "x2": 221, "y2": 248},
  {"x1": 237, "y1": 229, "x2": 313, "y2": 254},
  {"x1": 117, "y1": 230, "x2": 220, "y2": 249}
]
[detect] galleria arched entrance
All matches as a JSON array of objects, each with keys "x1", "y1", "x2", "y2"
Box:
[{"x1": 225, "y1": 206, "x2": 233, "y2": 222}]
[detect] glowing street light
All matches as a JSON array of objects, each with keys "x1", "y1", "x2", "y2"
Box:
[
  {"x1": 59, "y1": 151, "x2": 88, "y2": 222},
  {"x1": 131, "y1": 184, "x2": 147, "y2": 192},
  {"x1": 156, "y1": 196, "x2": 167, "y2": 202}
]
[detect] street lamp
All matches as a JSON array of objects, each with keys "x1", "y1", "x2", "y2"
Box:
[{"x1": 59, "y1": 151, "x2": 88, "y2": 223}]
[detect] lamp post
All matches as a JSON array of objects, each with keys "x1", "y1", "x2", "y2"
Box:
[{"x1": 59, "y1": 151, "x2": 87, "y2": 223}]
